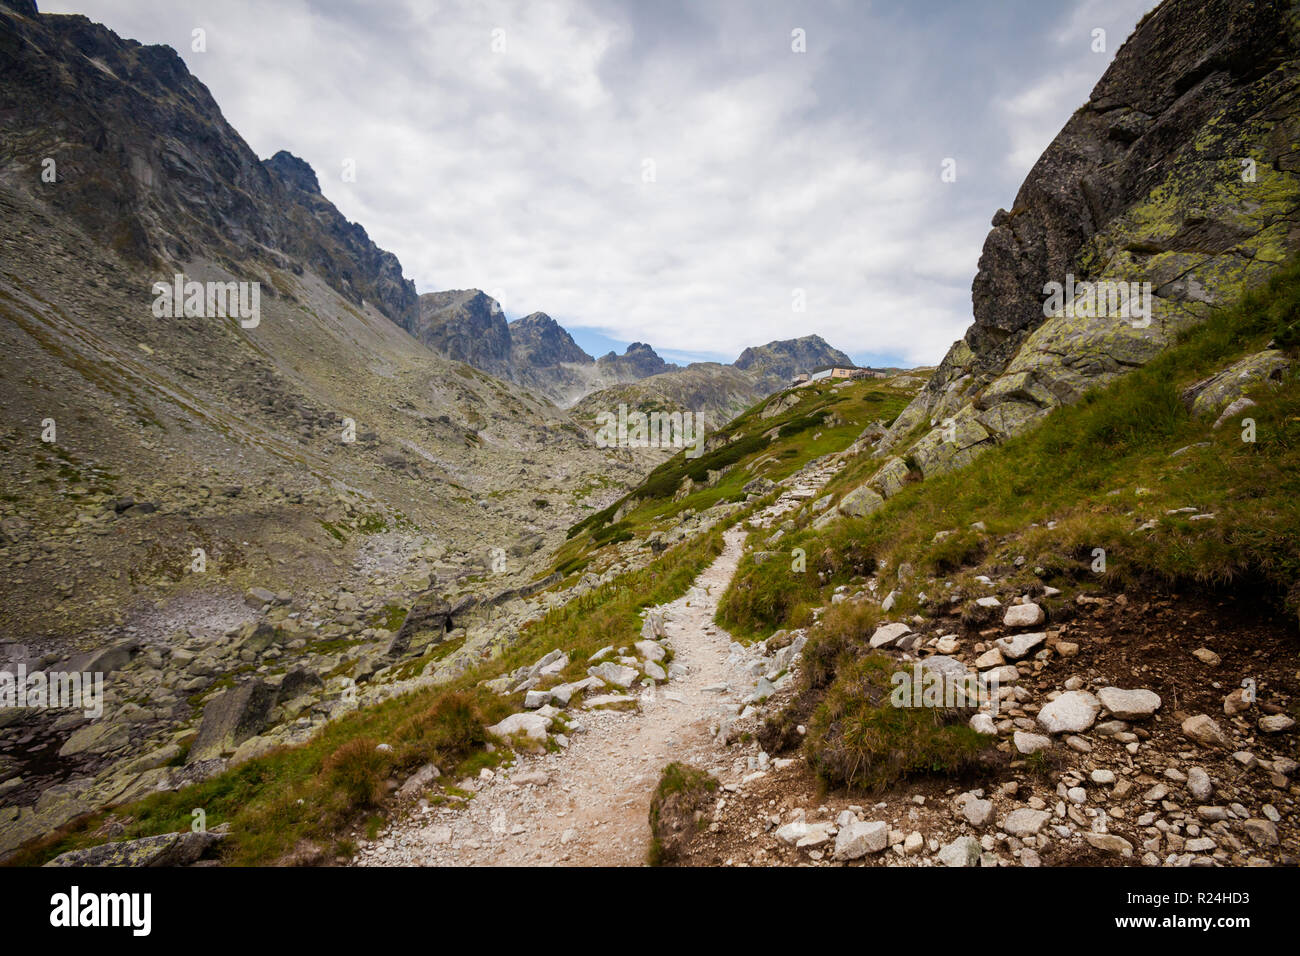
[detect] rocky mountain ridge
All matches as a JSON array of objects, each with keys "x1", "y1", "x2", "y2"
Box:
[{"x1": 404, "y1": 284, "x2": 858, "y2": 409}]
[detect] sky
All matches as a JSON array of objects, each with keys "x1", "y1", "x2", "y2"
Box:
[{"x1": 44, "y1": 0, "x2": 1156, "y2": 368}]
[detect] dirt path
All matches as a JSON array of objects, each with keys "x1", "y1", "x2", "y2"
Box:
[{"x1": 356, "y1": 459, "x2": 841, "y2": 867}]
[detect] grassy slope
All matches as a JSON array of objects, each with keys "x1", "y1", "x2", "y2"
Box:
[
  {"x1": 720, "y1": 257, "x2": 1300, "y2": 642},
  {"x1": 719, "y1": 257, "x2": 1300, "y2": 790},
  {"x1": 549, "y1": 377, "x2": 917, "y2": 578}
]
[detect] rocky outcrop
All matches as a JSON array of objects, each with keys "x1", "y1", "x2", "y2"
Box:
[
  {"x1": 1180, "y1": 348, "x2": 1292, "y2": 418},
  {"x1": 413, "y1": 290, "x2": 514, "y2": 377},
  {"x1": 188, "y1": 680, "x2": 275, "y2": 764},
  {"x1": 44, "y1": 829, "x2": 225, "y2": 867},
  {"x1": 876, "y1": 0, "x2": 1300, "y2": 479}
]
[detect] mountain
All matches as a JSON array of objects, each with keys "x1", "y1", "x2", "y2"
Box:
[
  {"x1": 0, "y1": 0, "x2": 649, "y2": 855},
  {"x1": 573, "y1": 334, "x2": 862, "y2": 429},
  {"x1": 569, "y1": 362, "x2": 766, "y2": 431},
  {"x1": 596, "y1": 340, "x2": 677, "y2": 379},
  {"x1": 509, "y1": 312, "x2": 591, "y2": 367},
  {"x1": 401, "y1": 289, "x2": 680, "y2": 405},
  {"x1": 413, "y1": 289, "x2": 514, "y2": 378},
  {"x1": 734, "y1": 335, "x2": 855, "y2": 382},
  {"x1": 404, "y1": 288, "x2": 859, "y2": 413}
]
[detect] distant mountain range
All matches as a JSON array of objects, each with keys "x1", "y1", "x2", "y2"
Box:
[{"x1": 406, "y1": 287, "x2": 857, "y2": 412}]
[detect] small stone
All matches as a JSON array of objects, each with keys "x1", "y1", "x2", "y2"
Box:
[
  {"x1": 1223, "y1": 688, "x2": 1253, "y2": 716},
  {"x1": 1003, "y1": 809, "x2": 1051, "y2": 837},
  {"x1": 937, "y1": 835, "x2": 982, "y2": 867},
  {"x1": 1097, "y1": 687, "x2": 1162, "y2": 720},
  {"x1": 1003, "y1": 603, "x2": 1045, "y2": 628},
  {"x1": 970, "y1": 713, "x2": 997, "y2": 735},
  {"x1": 994, "y1": 632, "x2": 1047, "y2": 661},
  {"x1": 1242, "y1": 819, "x2": 1279, "y2": 846},
  {"x1": 1014, "y1": 731, "x2": 1052, "y2": 754},
  {"x1": 1259, "y1": 714, "x2": 1295, "y2": 733},
  {"x1": 1187, "y1": 767, "x2": 1212, "y2": 801},
  {"x1": 833, "y1": 820, "x2": 888, "y2": 860},
  {"x1": 1181, "y1": 714, "x2": 1230, "y2": 748},
  {"x1": 1084, "y1": 832, "x2": 1133, "y2": 856},
  {"x1": 962, "y1": 798, "x2": 994, "y2": 827}
]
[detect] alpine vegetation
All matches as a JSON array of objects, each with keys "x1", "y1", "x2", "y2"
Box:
[{"x1": 0, "y1": 0, "x2": 1296, "y2": 918}]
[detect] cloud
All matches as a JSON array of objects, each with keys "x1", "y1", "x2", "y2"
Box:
[{"x1": 43, "y1": 0, "x2": 1154, "y2": 367}]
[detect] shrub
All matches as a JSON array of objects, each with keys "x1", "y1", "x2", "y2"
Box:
[
  {"x1": 805, "y1": 654, "x2": 988, "y2": 790},
  {"x1": 320, "y1": 737, "x2": 390, "y2": 809}
]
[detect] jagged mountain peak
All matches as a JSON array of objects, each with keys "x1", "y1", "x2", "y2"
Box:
[
  {"x1": 509, "y1": 312, "x2": 593, "y2": 367},
  {"x1": 263, "y1": 150, "x2": 322, "y2": 196}
]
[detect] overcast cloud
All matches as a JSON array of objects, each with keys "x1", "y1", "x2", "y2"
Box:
[{"x1": 44, "y1": 0, "x2": 1156, "y2": 367}]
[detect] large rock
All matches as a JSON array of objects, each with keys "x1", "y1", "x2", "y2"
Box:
[
  {"x1": 1097, "y1": 687, "x2": 1162, "y2": 720},
  {"x1": 868, "y1": 457, "x2": 911, "y2": 499},
  {"x1": 838, "y1": 484, "x2": 885, "y2": 518},
  {"x1": 188, "y1": 680, "x2": 275, "y2": 764},
  {"x1": 1037, "y1": 691, "x2": 1100, "y2": 734},
  {"x1": 486, "y1": 712, "x2": 552, "y2": 743},
  {"x1": 873, "y1": 0, "x2": 1300, "y2": 482},
  {"x1": 44, "y1": 830, "x2": 225, "y2": 867},
  {"x1": 1182, "y1": 349, "x2": 1291, "y2": 419},
  {"x1": 587, "y1": 662, "x2": 638, "y2": 688},
  {"x1": 58, "y1": 721, "x2": 129, "y2": 758},
  {"x1": 833, "y1": 820, "x2": 889, "y2": 860},
  {"x1": 868, "y1": 622, "x2": 912, "y2": 649}
]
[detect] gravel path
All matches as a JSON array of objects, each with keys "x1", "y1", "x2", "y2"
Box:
[
  {"x1": 356, "y1": 459, "x2": 842, "y2": 867},
  {"x1": 358, "y1": 526, "x2": 748, "y2": 866}
]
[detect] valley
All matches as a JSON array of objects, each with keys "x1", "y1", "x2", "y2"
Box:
[{"x1": 0, "y1": 0, "x2": 1297, "y2": 880}]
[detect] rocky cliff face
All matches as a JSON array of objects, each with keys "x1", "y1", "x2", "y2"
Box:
[
  {"x1": 595, "y1": 341, "x2": 676, "y2": 379},
  {"x1": 414, "y1": 290, "x2": 515, "y2": 378},
  {"x1": 0, "y1": 2, "x2": 418, "y2": 328},
  {"x1": 509, "y1": 312, "x2": 591, "y2": 367},
  {"x1": 866, "y1": 0, "x2": 1300, "y2": 493}
]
